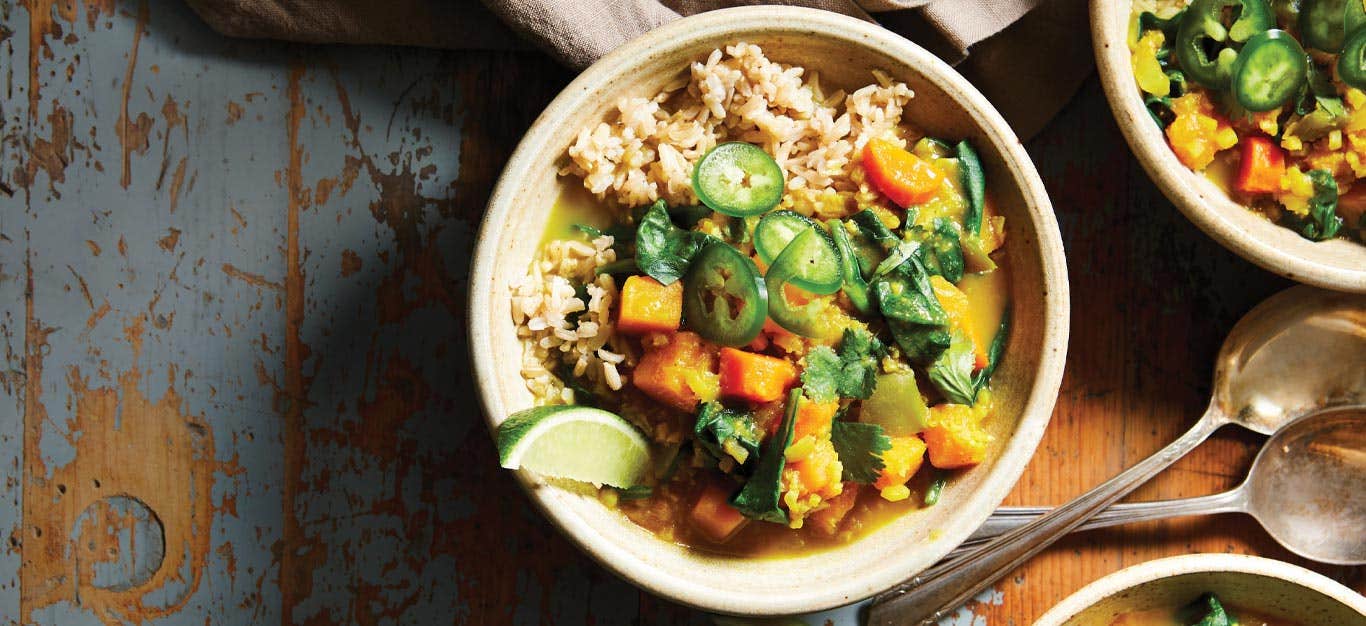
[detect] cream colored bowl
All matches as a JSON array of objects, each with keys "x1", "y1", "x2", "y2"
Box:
[
  {"x1": 468, "y1": 6, "x2": 1069, "y2": 615},
  {"x1": 1092, "y1": 0, "x2": 1366, "y2": 293},
  {"x1": 1034, "y1": 554, "x2": 1366, "y2": 626}
]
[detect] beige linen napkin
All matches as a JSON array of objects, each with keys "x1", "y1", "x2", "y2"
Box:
[{"x1": 184, "y1": 0, "x2": 1091, "y2": 139}]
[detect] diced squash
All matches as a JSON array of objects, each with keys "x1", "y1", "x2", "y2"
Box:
[
  {"x1": 617, "y1": 275, "x2": 683, "y2": 334},
  {"x1": 923, "y1": 403, "x2": 991, "y2": 469},
  {"x1": 718, "y1": 348, "x2": 799, "y2": 403},
  {"x1": 690, "y1": 480, "x2": 747, "y2": 543},
  {"x1": 1167, "y1": 92, "x2": 1238, "y2": 170},
  {"x1": 792, "y1": 397, "x2": 840, "y2": 442},
  {"x1": 874, "y1": 436, "x2": 928, "y2": 501},
  {"x1": 808, "y1": 483, "x2": 860, "y2": 535},
  {"x1": 791, "y1": 437, "x2": 843, "y2": 497},
  {"x1": 632, "y1": 331, "x2": 718, "y2": 412},
  {"x1": 930, "y1": 276, "x2": 988, "y2": 369}
]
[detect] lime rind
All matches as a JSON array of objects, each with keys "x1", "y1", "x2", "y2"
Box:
[{"x1": 497, "y1": 405, "x2": 651, "y2": 488}]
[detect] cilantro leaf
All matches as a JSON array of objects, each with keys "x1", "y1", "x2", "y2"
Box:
[
  {"x1": 831, "y1": 420, "x2": 891, "y2": 483},
  {"x1": 731, "y1": 389, "x2": 800, "y2": 524},
  {"x1": 835, "y1": 327, "x2": 885, "y2": 399},
  {"x1": 635, "y1": 200, "x2": 717, "y2": 284},
  {"x1": 927, "y1": 330, "x2": 977, "y2": 406},
  {"x1": 800, "y1": 346, "x2": 842, "y2": 403},
  {"x1": 800, "y1": 328, "x2": 886, "y2": 403},
  {"x1": 693, "y1": 402, "x2": 763, "y2": 467}
]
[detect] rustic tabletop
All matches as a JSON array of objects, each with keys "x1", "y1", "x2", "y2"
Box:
[{"x1": 0, "y1": 1, "x2": 1360, "y2": 624}]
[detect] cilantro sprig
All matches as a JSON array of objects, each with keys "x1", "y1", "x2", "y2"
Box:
[{"x1": 801, "y1": 328, "x2": 886, "y2": 403}]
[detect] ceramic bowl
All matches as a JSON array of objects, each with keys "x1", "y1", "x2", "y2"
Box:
[
  {"x1": 1034, "y1": 553, "x2": 1366, "y2": 625},
  {"x1": 468, "y1": 6, "x2": 1069, "y2": 615},
  {"x1": 1092, "y1": 0, "x2": 1366, "y2": 293}
]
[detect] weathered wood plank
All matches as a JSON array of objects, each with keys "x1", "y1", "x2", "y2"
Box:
[{"x1": 0, "y1": 0, "x2": 1358, "y2": 624}]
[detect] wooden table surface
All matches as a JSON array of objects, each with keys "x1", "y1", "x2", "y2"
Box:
[{"x1": 0, "y1": 1, "x2": 1360, "y2": 624}]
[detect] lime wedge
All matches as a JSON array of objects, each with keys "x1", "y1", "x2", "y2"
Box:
[{"x1": 496, "y1": 405, "x2": 651, "y2": 488}]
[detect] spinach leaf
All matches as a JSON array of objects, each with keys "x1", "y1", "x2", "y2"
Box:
[
  {"x1": 730, "y1": 388, "x2": 801, "y2": 524},
  {"x1": 909, "y1": 218, "x2": 965, "y2": 283},
  {"x1": 1188, "y1": 594, "x2": 1232, "y2": 626},
  {"x1": 694, "y1": 402, "x2": 764, "y2": 467},
  {"x1": 615, "y1": 485, "x2": 654, "y2": 500},
  {"x1": 669, "y1": 204, "x2": 713, "y2": 230},
  {"x1": 956, "y1": 140, "x2": 986, "y2": 236},
  {"x1": 923, "y1": 472, "x2": 947, "y2": 506},
  {"x1": 635, "y1": 199, "x2": 717, "y2": 284},
  {"x1": 873, "y1": 241, "x2": 920, "y2": 278},
  {"x1": 972, "y1": 310, "x2": 1010, "y2": 394},
  {"x1": 830, "y1": 219, "x2": 874, "y2": 315},
  {"x1": 565, "y1": 282, "x2": 592, "y2": 327},
  {"x1": 831, "y1": 420, "x2": 892, "y2": 483},
  {"x1": 1146, "y1": 95, "x2": 1176, "y2": 128},
  {"x1": 1284, "y1": 169, "x2": 1343, "y2": 241},
  {"x1": 572, "y1": 223, "x2": 603, "y2": 238},
  {"x1": 850, "y1": 209, "x2": 898, "y2": 248},
  {"x1": 872, "y1": 255, "x2": 952, "y2": 364},
  {"x1": 1138, "y1": 9, "x2": 1184, "y2": 40},
  {"x1": 927, "y1": 330, "x2": 977, "y2": 405},
  {"x1": 594, "y1": 258, "x2": 639, "y2": 276},
  {"x1": 800, "y1": 328, "x2": 886, "y2": 403},
  {"x1": 556, "y1": 363, "x2": 598, "y2": 408}
]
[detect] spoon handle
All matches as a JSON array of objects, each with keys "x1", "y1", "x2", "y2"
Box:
[
  {"x1": 866, "y1": 412, "x2": 1224, "y2": 625},
  {"x1": 947, "y1": 490, "x2": 1247, "y2": 556}
]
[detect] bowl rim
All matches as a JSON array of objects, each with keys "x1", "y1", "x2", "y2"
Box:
[
  {"x1": 1090, "y1": 0, "x2": 1366, "y2": 294},
  {"x1": 468, "y1": 5, "x2": 1070, "y2": 615},
  {"x1": 1032, "y1": 553, "x2": 1366, "y2": 626}
]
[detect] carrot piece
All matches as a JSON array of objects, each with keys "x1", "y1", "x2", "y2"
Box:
[
  {"x1": 874, "y1": 436, "x2": 928, "y2": 498},
  {"x1": 690, "y1": 480, "x2": 747, "y2": 543},
  {"x1": 632, "y1": 331, "x2": 718, "y2": 412},
  {"x1": 930, "y1": 276, "x2": 988, "y2": 369},
  {"x1": 862, "y1": 138, "x2": 943, "y2": 207},
  {"x1": 617, "y1": 275, "x2": 683, "y2": 334},
  {"x1": 792, "y1": 396, "x2": 840, "y2": 441},
  {"x1": 718, "y1": 347, "x2": 799, "y2": 404},
  {"x1": 922, "y1": 404, "x2": 990, "y2": 469},
  {"x1": 1234, "y1": 135, "x2": 1286, "y2": 195}
]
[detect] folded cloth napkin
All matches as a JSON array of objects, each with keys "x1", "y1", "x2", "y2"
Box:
[{"x1": 184, "y1": 0, "x2": 1091, "y2": 139}]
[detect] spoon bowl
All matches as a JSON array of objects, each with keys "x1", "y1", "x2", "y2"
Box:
[
  {"x1": 1247, "y1": 408, "x2": 1366, "y2": 565},
  {"x1": 1214, "y1": 287, "x2": 1366, "y2": 434}
]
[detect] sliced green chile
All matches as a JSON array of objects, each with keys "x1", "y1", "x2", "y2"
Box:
[
  {"x1": 681, "y1": 242, "x2": 768, "y2": 347},
  {"x1": 1299, "y1": 0, "x2": 1366, "y2": 51},
  {"x1": 1232, "y1": 29, "x2": 1309, "y2": 111},
  {"x1": 766, "y1": 229, "x2": 841, "y2": 338},
  {"x1": 1339, "y1": 26, "x2": 1366, "y2": 88},
  {"x1": 1177, "y1": 0, "x2": 1276, "y2": 88}
]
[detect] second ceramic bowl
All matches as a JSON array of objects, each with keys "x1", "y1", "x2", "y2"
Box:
[
  {"x1": 1092, "y1": 0, "x2": 1366, "y2": 293},
  {"x1": 1034, "y1": 553, "x2": 1366, "y2": 626}
]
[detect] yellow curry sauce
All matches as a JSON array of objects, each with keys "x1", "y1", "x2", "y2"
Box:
[{"x1": 542, "y1": 166, "x2": 1011, "y2": 558}]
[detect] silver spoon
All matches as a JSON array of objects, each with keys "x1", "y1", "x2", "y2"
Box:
[
  {"x1": 866, "y1": 285, "x2": 1366, "y2": 625},
  {"x1": 951, "y1": 408, "x2": 1366, "y2": 564}
]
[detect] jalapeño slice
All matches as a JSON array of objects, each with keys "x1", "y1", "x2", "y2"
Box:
[
  {"x1": 682, "y1": 242, "x2": 768, "y2": 347},
  {"x1": 693, "y1": 142, "x2": 786, "y2": 217}
]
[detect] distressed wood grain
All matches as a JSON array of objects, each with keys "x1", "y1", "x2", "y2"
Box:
[{"x1": 0, "y1": 1, "x2": 1359, "y2": 625}]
